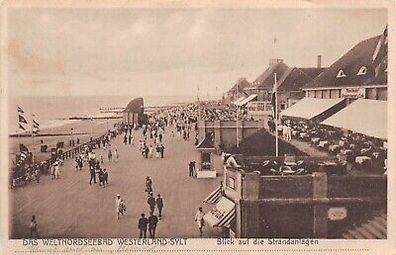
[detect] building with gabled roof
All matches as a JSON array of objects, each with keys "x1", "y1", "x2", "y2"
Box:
[
  {"x1": 242, "y1": 58, "x2": 325, "y2": 117},
  {"x1": 224, "y1": 78, "x2": 250, "y2": 105},
  {"x1": 303, "y1": 27, "x2": 387, "y2": 101}
]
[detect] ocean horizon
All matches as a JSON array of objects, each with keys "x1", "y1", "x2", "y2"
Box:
[{"x1": 8, "y1": 95, "x2": 197, "y2": 133}]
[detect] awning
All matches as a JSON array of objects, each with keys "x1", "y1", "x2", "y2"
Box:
[
  {"x1": 280, "y1": 97, "x2": 346, "y2": 121},
  {"x1": 203, "y1": 186, "x2": 222, "y2": 204},
  {"x1": 233, "y1": 96, "x2": 246, "y2": 106},
  {"x1": 235, "y1": 94, "x2": 257, "y2": 106},
  {"x1": 196, "y1": 136, "x2": 215, "y2": 149},
  {"x1": 203, "y1": 196, "x2": 236, "y2": 228},
  {"x1": 321, "y1": 99, "x2": 387, "y2": 140}
]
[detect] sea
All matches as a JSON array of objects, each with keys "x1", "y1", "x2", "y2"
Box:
[{"x1": 8, "y1": 95, "x2": 196, "y2": 134}]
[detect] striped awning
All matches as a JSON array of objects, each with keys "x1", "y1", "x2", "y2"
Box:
[
  {"x1": 203, "y1": 197, "x2": 236, "y2": 228},
  {"x1": 215, "y1": 207, "x2": 236, "y2": 228},
  {"x1": 203, "y1": 186, "x2": 222, "y2": 204}
]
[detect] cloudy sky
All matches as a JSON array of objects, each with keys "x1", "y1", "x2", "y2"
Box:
[{"x1": 8, "y1": 8, "x2": 387, "y2": 97}]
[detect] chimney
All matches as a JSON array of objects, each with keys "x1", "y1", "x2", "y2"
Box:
[
  {"x1": 317, "y1": 55, "x2": 322, "y2": 68},
  {"x1": 269, "y1": 58, "x2": 283, "y2": 67}
]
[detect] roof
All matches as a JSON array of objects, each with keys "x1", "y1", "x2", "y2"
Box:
[
  {"x1": 227, "y1": 78, "x2": 250, "y2": 94},
  {"x1": 251, "y1": 62, "x2": 290, "y2": 90},
  {"x1": 124, "y1": 97, "x2": 144, "y2": 113},
  {"x1": 299, "y1": 68, "x2": 326, "y2": 79},
  {"x1": 321, "y1": 99, "x2": 387, "y2": 140},
  {"x1": 250, "y1": 63, "x2": 322, "y2": 92},
  {"x1": 234, "y1": 94, "x2": 257, "y2": 106},
  {"x1": 280, "y1": 97, "x2": 346, "y2": 120},
  {"x1": 303, "y1": 33, "x2": 387, "y2": 90},
  {"x1": 196, "y1": 135, "x2": 215, "y2": 149},
  {"x1": 277, "y1": 67, "x2": 314, "y2": 92}
]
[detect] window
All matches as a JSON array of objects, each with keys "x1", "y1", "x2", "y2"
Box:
[
  {"x1": 336, "y1": 70, "x2": 346, "y2": 78},
  {"x1": 357, "y1": 66, "x2": 367, "y2": 75},
  {"x1": 280, "y1": 102, "x2": 286, "y2": 110}
]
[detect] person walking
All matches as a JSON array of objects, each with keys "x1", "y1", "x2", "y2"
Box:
[
  {"x1": 194, "y1": 207, "x2": 205, "y2": 237},
  {"x1": 116, "y1": 194, "x2": 125, "y2": 220},
  {"x1": 156, "y1": 194, "x2": 163, "y2": 219},
  {"x1": 54, "y1": 162, "x2": 60, "y2": 179},
  {"x1": 148, "y1": 212, "x2": 158, "y2": 238},
  {"x1": 128, "y1": 135, "x2": 132, "y2": 145},
  {"x1": 103, "y1": 168, "x2": 109, "y2": 185},
  {"x1": 160, "y1": 144, "x2": 165, "y2": 158},
  {"x1": 108, "y1": 149, "x2": 112, "y2": 162},
  {"x1": 114, "y1": 149, "x2": 119, "y2": 162},
  {"x1": 89, "y1": 164, "x2": 96, "y2": 184},
  {"x1": 147, "y1": 192, "x2": 156, "y2": 214},
  {"x1": 29, "y1": 215, "x2": 40, "y2": 239},
  {"x1": 99, "y1": 168, "x2": 106, "y2": 187},
  {"x1": 138, "y1": 213, "x2": 148, "y2": 238},
  {"x1": 145, "y1": 176, "x2": 153, "y2": 194},
  {"x1": 188, "y1": 161, "x2": 194, "y2": 177}
]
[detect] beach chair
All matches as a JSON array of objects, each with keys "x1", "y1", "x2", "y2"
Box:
[
  {"x1": 294, "y1": 168, "x2": 306, "y2": 175},
  {"x1": 279, "y1": 166, "x2": 294, "y2": 175}
]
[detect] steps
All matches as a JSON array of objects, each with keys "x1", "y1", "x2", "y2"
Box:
[{"x1": 341, "y1": 211, "x2": 386, "y2": 239}]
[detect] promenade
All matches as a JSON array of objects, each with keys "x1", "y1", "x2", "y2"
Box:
[{"x1": 10, "y1": 126, "x2": 223, "y2": 238}]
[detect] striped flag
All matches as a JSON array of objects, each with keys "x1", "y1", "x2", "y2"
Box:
[
  {"x1": 17, "y1": 106, "x2": 27, "y2": 132},
  {"x1": 33, "y1": 119, "x2": 40, "y2": 133},
  {"x1": 18, "y1": 114, "x2": 27, "y2": 124},
  {"x1": 17, "y1": 106, "x2": 24, "y2": 114}
]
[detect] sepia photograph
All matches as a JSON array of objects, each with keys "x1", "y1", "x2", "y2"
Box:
[{"x1": 2, "y1": 1, "x2": 391, "y2": 250}]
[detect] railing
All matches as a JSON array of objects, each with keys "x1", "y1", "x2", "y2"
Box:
[{"x1": 10, "y1": 124, "x2": 123, "y2": 189}]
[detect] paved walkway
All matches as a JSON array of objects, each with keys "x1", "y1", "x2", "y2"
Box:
[{"x1": 10, "y1": 126, "x2": 223, "y2": 238}]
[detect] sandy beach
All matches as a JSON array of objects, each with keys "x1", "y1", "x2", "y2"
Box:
[{"x1": 9, "y1": 119, "x2": 120, "y2": 165}]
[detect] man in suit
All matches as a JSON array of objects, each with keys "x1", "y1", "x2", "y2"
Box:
[
  {"x1": 156, "y1": 194, "x2": 163, "y2": 219},
  {"x1": 89, "y1": 164, "x2": 96, "y2": 184},
  {"x1": 147, "y1": 192, "x2": 156, "y2": 214},
  {"x1": 138, "y1": 213, "x2": 148, "y2": 238},
  {"x1": 188, "y1": 161, "x2": 194, "y2": 177},
  {"x1": 148, "y1": 212, "x2": 159, "y2": 238}
]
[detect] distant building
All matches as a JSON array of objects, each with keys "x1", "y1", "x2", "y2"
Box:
[
  {"x1": 122, "y1": 97, "x2": 144, "y2": 126},
  {"x1": 224, "y1": 78, "x2": 250, "y2": 105},
  {"x1": 238, "y1": 58, "x2": 325, "y2": 117},
  {"x1": 303, "y1": 27, "x2": 388, "y2": 102}
]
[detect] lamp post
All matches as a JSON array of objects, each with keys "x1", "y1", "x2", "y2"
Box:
[{"x1": 70, "y1": 127, "x2": 74, "y2": 148}]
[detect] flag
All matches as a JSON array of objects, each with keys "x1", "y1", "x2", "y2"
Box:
[
  {"x1": 18, "y1": 114, "x2": 27, "y2": 124},
  {"x1": 19, "y1": 123, "x2": 26, "y2": 131},
  {"x1": 17, "y1": 106, "x2": 24, "y2": 114},
  {"x1": 33, "y1": 119, "x2": 40, "y2": 133}
]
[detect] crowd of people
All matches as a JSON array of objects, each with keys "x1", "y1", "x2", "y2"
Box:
[{"x1": 275, "y1": 118, "x2": 387, "y2": 174}]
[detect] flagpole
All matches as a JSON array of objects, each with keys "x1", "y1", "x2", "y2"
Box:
[
  {"x1": 274, "y1": 73, "x2": 279, "y2": 157},
  {"x1": 31, "y1": 113, "x2": 35, "y2": 164},
  {"x1": 236, "y1": 83, "x2": 239, "y2": 148}
]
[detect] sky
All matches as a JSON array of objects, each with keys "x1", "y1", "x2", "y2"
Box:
[{"x1": 7, "y1": 8, "x2": 387, "y2": 98}]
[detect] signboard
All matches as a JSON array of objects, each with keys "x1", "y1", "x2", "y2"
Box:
[
  {"x1": 328, "y1": 207, "x2": 347, "y2": 221},
  {"x1": 341, "y1": 88, "x2": 365, "y2": 99},
  {"x1": 203, "y1": 197, "x2": 235, "y2": 227},
  {"x1": 227, "y1": 176, "x2": 236, "y2": 190}
]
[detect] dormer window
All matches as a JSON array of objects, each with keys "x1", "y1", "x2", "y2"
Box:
[
  {"x1": 336, "y1": 70, "x2": 346, "y2": 78},
  {"x1": 357, "y1": 66, "x2": 367, "y2": 75}
]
